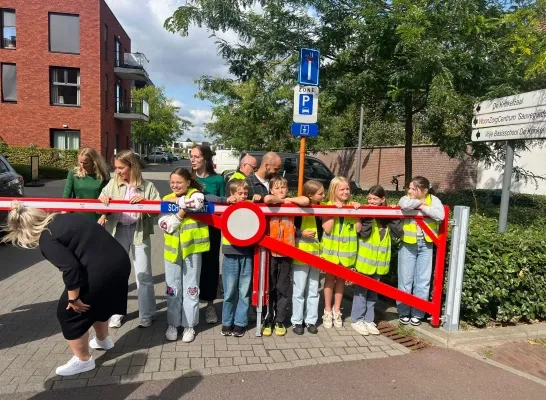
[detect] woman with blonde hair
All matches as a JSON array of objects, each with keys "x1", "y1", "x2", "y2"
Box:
[
  {"x1": 99, "y1": 149, "x2": 161, "y2": 329},
  {"x1": 62, "y1": 147, "x2": 110, "y2": 224},
  {"x1": 1, "y1": 202, "x2": 131, "y2": 376}
]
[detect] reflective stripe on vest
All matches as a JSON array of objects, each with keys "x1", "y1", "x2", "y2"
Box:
[
  {"x1": 356, "y1": 220, "x2": 391, "y2": 275},
  {"x1": 294, "y1": 216, "x2": 321, "y2": 265},
  {"x1": 321, "y1": 202, "x2": 357, "y2": 267},
  {"x1": 402, "y1": 194, "x2": 439, "y2": 244},
  {"x1": 163, "y1": 189, "x2": 210, "y2": 262}
]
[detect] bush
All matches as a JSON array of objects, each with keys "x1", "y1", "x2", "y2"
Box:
[
  {"x1": 11, "y1": 164, "x2": 70, "y2": 182},
  {"x1": 0, "y1": 142, "x2": 78, "y2": 170}
]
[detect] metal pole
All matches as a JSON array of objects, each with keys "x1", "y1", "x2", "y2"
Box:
[
  {"x1": 498, "y1": 141, "x2": 515, "y2": 233},
  {"x1": 355, "y1": 104, "x2": 364, "y2": 184},
  {"x1": 298, "y1": 137, "x2": 306, "y2": 196},
  {"x1": 255, "y1": 247, "x2": 266, "y2": 337},
  {"x1": 443, "y1": 206, "x2": 470, "y2": 332}
]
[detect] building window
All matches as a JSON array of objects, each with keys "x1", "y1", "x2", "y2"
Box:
[
  {"x1": 114, "y1": 82, "x2": 121, "y2": 112},
  {"x1": 51, "y1": 130, "x2": 80, "y2": 150},
  {"x1": 114, "y1": 38, "x2": 121, "y2": 67},
  {"x1": 1, "y1": 63, "x2": 17, "y2": 102},
  {"x1": 49, "y1": 13, "x2": 80, "y2": 54},
  {"x1": 50, "y1": 67, "x2": 80, "y2": 106},
  {"x1": 104, "y1": 24, "x2": 108, "y2": 62},
  {"x1": 105, "y1": 74, "x2": 108, "y2": 111},
  {"x1": 1, "y1": 10, "x2": 16, "y2": 49}
]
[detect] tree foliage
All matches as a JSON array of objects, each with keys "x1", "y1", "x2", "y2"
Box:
[
  {"x1": 131, "y1": 85, "x2": 191, "y2": 148},
  {"x1": 165, "y1": 0, "x2": 546, "y2": 181}
]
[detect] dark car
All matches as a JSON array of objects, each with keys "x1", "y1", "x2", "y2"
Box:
[
  {"x1": 0, "y1": 154, "x2": 24, "y2": 236},
  {"x1": 231, "y1": 151, "x2": 362, "y2": 194}
]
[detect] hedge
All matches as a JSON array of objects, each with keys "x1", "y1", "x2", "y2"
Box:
[
  {"x1": 0, "y1": 142, "x2": 78, "y2": 170},
  {"x1": 11, "y1": 164, "x2": 70, "y2": 182}
]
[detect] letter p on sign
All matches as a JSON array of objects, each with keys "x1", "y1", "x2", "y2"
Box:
[{"x1": 299, "y1": 94, "x2": 313, "y2": 115}]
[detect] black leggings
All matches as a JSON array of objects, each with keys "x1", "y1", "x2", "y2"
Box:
[{"x1": 199, "y1": 227, "x2": 221, "y2": 302}]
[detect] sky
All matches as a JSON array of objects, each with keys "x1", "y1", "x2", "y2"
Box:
[{"x1": 104, "y1": 0, "x2": 237, "y2": 143}]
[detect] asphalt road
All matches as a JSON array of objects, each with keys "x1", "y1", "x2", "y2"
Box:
[{"x1": 3, "y1": 347, "x2": 544, "y2": 400}]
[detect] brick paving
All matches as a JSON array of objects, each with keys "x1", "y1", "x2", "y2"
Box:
[
  {"x1": 0, "y1": 176, "x2": 411, "y2": 394},
  {"x1": 487, "y1": 341, "x2": 546, "y2": 381}
]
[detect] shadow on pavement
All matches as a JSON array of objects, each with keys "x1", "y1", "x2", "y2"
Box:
[{"x1": 0, "y1": 244, "x2": 45, "y2": 281}]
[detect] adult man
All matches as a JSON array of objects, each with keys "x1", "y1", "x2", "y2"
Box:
[
  {"x1": 225, "y1": 154, "x2": 258, "y2": 193},
  {"x1": 245, "y1": 152, "x2": 282, "y2": 201}
]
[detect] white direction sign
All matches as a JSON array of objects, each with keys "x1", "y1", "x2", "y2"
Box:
[
  {"x1": 293, "y1": 86, "x2": 319, "y2": 124},
  {"x1": 472, "y1": 89, "x2": 546, "y2": 142}
]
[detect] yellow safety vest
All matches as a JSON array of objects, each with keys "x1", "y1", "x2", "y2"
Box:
[
  {"x1": 402, "y1": 194, "x2": 439, "y2": 244},
  {"x1": 163, "y1": 189, "x2": 210, "y2": 262},
  {"x1": 229, "y1": 171, "x2": 246, "y2": 181},
  {"x1": 356, "y1": 220, "x2": 391, "y2": 275},
  {"x1": 293, "y1": 216, "x2": 321, "y2": 265},
  {"x1": 321, "y1": 202, "x2": 358, "y2": 267}
]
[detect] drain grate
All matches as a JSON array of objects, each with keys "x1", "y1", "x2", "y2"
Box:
[{"x1": 377, "y1": 321, "x2": 430, "y2": 351}]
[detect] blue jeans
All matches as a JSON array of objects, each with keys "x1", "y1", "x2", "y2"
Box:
[
  {"x1": 222, "y1": 255, "x2": 252, "y2": 328},
  {"x1": 165, "y1": 253, "x2": 202, "y2": 328},
  {"x1": 351, "y1": 275, "x2": 380, "y2": 323},
  {"x1": 396, "y1": 240, "x2": 434, "y2": 319},
  {"x1": 291, "y1": 264, "x2": 320, "y2": 325}
]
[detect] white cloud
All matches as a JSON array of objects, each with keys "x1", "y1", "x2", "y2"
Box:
[{"x1": 178, "y1": 108, "x2": 215, "y2": 143}]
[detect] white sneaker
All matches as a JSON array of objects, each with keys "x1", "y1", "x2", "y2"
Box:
[
  {"x1": 89, "y1": 336, "x2": 115, "y2": 350},
  {"x1": 165, "y1": 325, "x2": 178, "y2": 341},
  {"x1": 182, "y1": 328, "x2": 195, "y2": 343},
  {"x1": 55, "y1": 356, "x2": 95, "y2": 376},
  {"x1": 139, "y1": 318, "x2": 153, "y2": 328},
  {"x1": 205, "y1": 306, "x2": 218, "y2": 324},
  {"x1": 351, "y1": 320, "x2": 370, "y2": 336},
  {"x1": 322, "y1": 310, "x2": 333, "y2": 329},
  {"x1": 109, "y1": 314, "x2": 123, "y2": 328},
  {"x1": 333, "y1": 309, "x2": 343, "y2": 328},
  {"x1": 365, "y1": 321, "x2": 380, "y2": 335}
]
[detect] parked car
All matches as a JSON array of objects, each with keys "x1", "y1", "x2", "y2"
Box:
[
  {"x1": 225, "y1": 151, "x2": 363, "y2": 194},
  {"x1": 0, "y1": 154, "x2": 24, "y2": 237},
  {"x1": 213, "y1": 149, "x2": 240, "y2": 175},
  {"x1": 143, "y1": 151, "x2": 168, "y2": 163}
]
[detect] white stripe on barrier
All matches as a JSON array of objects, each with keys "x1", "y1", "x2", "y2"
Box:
[{"x1": 0, "y1": 198, "x2": 426, "y2": 218}]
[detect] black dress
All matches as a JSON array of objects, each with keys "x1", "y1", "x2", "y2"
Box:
[{"x1": 39, "y1": 214, "x2": 131, "y2": 340}]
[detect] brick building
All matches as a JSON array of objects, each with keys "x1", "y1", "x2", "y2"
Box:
[{"x1": 0, "y1": 0, "x2": 151, "y2": 161}]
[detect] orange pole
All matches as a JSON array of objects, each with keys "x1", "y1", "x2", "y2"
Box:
[{"x1": 298, "y1": 137, "x2": 306, "y2": 195}]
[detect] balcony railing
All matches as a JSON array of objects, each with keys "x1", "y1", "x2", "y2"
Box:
[
  {"x1": 114, "y1": 99, "x2": 149, "y2": 122},
  {"x1": 114, "y1": 52, "x2": 152, "y2": 84}
]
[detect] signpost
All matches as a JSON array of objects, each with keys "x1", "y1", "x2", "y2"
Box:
[
  {"x1": 294, "y1": 48, "x2": 320, "y2": 195},
  {"x1": 472, "y1": 89, "x2": 546, "y2": 232}
]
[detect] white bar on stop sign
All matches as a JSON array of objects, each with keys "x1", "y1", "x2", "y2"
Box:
[
  {"x1": 474, "y1": 89, "x2": 546, "y2": 115},
  {"x1": 473, "y1": 105, "x2": 546, "y2": 129}
]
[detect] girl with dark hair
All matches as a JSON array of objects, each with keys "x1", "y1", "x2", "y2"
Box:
[
  {"x1": 158, "y1": 167, "x2": 210, "y2": 343},
  {"x1": 397, "y1": 176, "x2": 445, "y2": 326},
  {"x1": 351, "y1": 185, "x2": 402, "y2": 336},
  {"x1": 189, "y1": 145, "x2": 225, "y2": 324}
]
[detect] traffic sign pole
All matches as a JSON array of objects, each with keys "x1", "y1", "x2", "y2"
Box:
[
  {"x1": 298, "y1": 137, "x2": 306, "y2": 196},
  {"x1": 498, "y1": 141, "x2": 515, "y2": 233}
]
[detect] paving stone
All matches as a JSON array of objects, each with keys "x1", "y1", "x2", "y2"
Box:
[
  {"x1": 160, "y1": 359, "x2": 175, "y2": 371},
  {"x1": 52, "y1": 379, "x2": 88, "y2": 389},
  {"x1": 152, "y1": 370, "x2": 185, "y2": 381},
  {"x1": 190, "y1": 358, "x2": 205, "y2": 369},
  {"x1": 16, "y1": 382, "x2": 53, "y2": 393},
  {"x1": 210, "y1": 366, "x2": 240, "y2": 375},
  {"x1": 239, "y1": 363, "x2": 267, "y2": 372},
  {"x1": 87, "y1": 376, "x2": 121, "y2": 387},
  {"x1": 112, "y1": 365, "x2": 130, "y2": 376},
  {"x1": 144, "y1": 359, "x2": 160, "y2": 373},
  {"x1": 246, "y1": 356, "x2": 261, "y2": 364},
  {"x1": 95, "y1": 366, "x2": 114, "y2": 377},
  {"x1": 260, "y1": 356, "x2": 274, "y2": 364},
  {"x1": 340, "y1": 354, "x2": 366, "y2": 362},
  {"x1": 128, "y1": 366, "x2": 146, "y2": 375},
  {"x1": 316, "y1": 356, "x2": 343, "y2": 364},
  {"x1": 268, "y1": 350, "x2": 286, "y2": 362},
  {"x1": 281, "y1": 349, "x2": 299, "y2": 361},
  {"x1": 233, "y1": 357, "x2": 247, "y2": 366},
  {"x1": 291, "y1": 359, "x2": 318, "y2": 368},
  {"x1": 183, "y1": 368, "x2": 212, "y2": 377},
  {"x1": 307, "y1": 348, "x2": 323, "y2": 358},
  {"x1": 266, "y1": 362, "x2": 294, "y2": 371},
  {"x1": 205, "y1": 357, "x2": 219, "y2": 368},
  {"x1": 333, "y1": 347, "x2": 348, "y2": 356},
  {"x1": 365, "y1": 351, "x2": 389, "y2": 359},
  {"x1": 218, "y1": 358, "x2": 233, "y2": 367},
  {"x1": 176, "y1": 358, "x2": 191, "y2": 370},
  {"x1": 295, "y1": 349, "x2": 311, "y2": 359},
  {"x1": 385, "y1": 349, "x2": 406, "y2": 357},
  {"x1": 120, "y1": 373, "x2": 153, "y2": 383},
  {"x1": 215, "y1": 350, "x2": 241, "y2": 358}
]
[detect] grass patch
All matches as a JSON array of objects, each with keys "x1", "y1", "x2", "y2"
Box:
[{"x1": 396, "y1": 324, "x2": 416, "y2": 337}]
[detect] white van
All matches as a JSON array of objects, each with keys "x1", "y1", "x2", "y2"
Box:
[{"x1": 213, "y1": 149, "x2": 240, "y2": 175}]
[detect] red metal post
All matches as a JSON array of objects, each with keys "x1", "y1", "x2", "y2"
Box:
[{"x1": 429, "y1": 206, "x2": 451, "y2": 326}]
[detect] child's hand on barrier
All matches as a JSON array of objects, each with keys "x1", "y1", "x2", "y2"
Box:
[
  {"x1": 352, "y1": 202, "x2": 361, "y2": 209},
  {"x1": 334, "y1": 201, "x2": 344, "y2": 208},
  {"x1": 252, "y1": 194, "x2": 261, "y2": 202},
  {"x1": 98, "y1": 195, "x2": 110, "y2": 205},
  {"x1": 130, "y1": 195, "x2": 144, "y2": 204},
  {"x1": 227, "y1": 195, "x2": 237, "y2": 204}
]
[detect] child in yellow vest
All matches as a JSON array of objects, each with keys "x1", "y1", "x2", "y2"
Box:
[
  {"x1": 158, "y1": 168, "x2": 210, "y2": 343},
  {"x1": 262, "y1": 176, "x2": 309, "y2": 336},
  {"x1": 221, "y1": 179, "x2": 261, "y2": 338},
  {"x1": 351, "y1": 185, "x2": 402, "y2": 336},
  {"x1": 397, "y1": 176, "x2": 445, "y2": 326},
  {"x1": 291, "y1": 180, "x2": 325, "y2": 335},
  {"x1": 321, "y1": 177, "x2": 361, "y2": 328}
]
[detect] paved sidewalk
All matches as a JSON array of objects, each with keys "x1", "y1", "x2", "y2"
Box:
[{"x1": 0, "y1": 177, "x2": 411, "y2": 395}]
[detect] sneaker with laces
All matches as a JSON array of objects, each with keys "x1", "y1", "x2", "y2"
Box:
[
  {"x1": 322, "y1": 310, "x2": 333, "y2": 329},
  {"x1": 108, "y1": 314, "x2": 123, "y2": 328},
  {"x1": 55, "y1": 356, "x2": 95, "y2": 376},
  {"x1": 221, "y1": 325, "x2": 233, "y2": 336},
  {"x1": 306, "y1": 324, "x2": 318, "y2": 334},
  {"x1": 182, "y1": 327, "x2": 195, "y2": 343},
  {"x1": 139, "y1": 318, "x2": 153, "y2": 328},
  {"x1": 351, "y1": 320, "x2": 369, "y2": 335},
  {"x1": 262, "y1": 322, "x2": 272, "y2": 337},
  {"x1": 333, "y1": 309, "x2": 343, "y2": 328},
  {"x1": 89, "y1": 336, "x2": 114, "y2": 350},
  {"x1": 365, "y1": 321, "x2": 380, "y2": 335},
  {"x1": 205, "y1": 306, "x2": 218, "y2": 324},
  {"x1": 292, "y1": 324, "x2": 304, "y2": 335},
  {"x1": 275, "y1": 323, "x2": 287, "y2": 336},
  {"x1": 165, "y1": 325, "x2": 178, "y2": 341},
  {"x1": 233, "y1": 325, "x2": 245, "y2": 338},
  {"x1": 399, "y1": 316, "x2": 411, "y2": 325},
  {"x1": 410, "y1": 317, "x2": 421, "y2": 326}
]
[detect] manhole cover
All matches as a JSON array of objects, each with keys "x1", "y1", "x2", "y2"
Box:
[{"x1": 377, "y1": 321, "x2": 430, "y2": 350}]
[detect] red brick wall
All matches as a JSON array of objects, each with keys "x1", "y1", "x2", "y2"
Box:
[
  {"x1": 0, "y1": 0, "x2": 131, "y2": 160},
  {"x1": 314, "y1": 145, "x2": 477, "y2": 192}
]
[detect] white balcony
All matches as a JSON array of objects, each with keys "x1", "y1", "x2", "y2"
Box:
[{"x1": 114, "y1": 52, "x2": 153, "y2": 85}]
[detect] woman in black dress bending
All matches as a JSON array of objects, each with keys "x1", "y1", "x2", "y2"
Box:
[{"x1": 1, "y1": 202, "x2": 131, "y2": 376}]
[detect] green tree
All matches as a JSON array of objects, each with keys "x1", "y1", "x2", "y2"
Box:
[{"x1": 131, "y1": 85, "x2": 190, "y2": 149}]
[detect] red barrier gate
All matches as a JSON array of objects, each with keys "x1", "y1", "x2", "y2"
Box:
[{"x1": 0, "y1": 198, "x2": 450, "y2": 333}]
